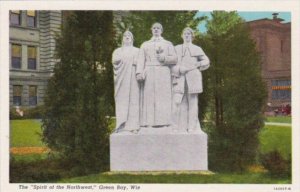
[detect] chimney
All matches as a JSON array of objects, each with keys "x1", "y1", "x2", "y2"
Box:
[
  {"x1": 272, "y1": 13, "x2": 284, "y2": 23},
  {"x1": 272, "y1": 13, "x2": 278, "y2": 19}
]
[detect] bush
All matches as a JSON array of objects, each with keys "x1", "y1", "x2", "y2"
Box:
[
  {"x1": 10, "y1": 105, "x2": 44, "y2": 120},
  {"x1": 10, "y1": 158, "x2": 61, "y2": 182},
  {"x1": 260, "y1": 150, "x2": 291, "y2": 178}
]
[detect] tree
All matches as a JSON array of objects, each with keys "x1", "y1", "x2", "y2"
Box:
[
  {"x1": 195, "y1": 11, "x2": 267, "y2": 172},
  {"x1": 42, "y1": 11, "x2": 116, "y2": 173}
]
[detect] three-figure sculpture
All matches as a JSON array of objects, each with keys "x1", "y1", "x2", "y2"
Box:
[{"x1": 112, "y1": 24, "x2": 210, "y2": 133}]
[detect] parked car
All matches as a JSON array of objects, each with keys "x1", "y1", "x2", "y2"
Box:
[{"x1": 274, "y1": 104, "x2": 291, "y2": 116}]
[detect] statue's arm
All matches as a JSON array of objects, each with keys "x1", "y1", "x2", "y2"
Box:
[
  {"x1": 171, "y1": 46, "x2": 180, "y2": 77},
  {"x1": 187, "y1": 47, "x2": 210, "y2": 72},
  {"x1": 133, "y1": 48, "x2": 140, "y2": 66},
  {"x1": 112, "y1": 49, "x2": 122, "y2": 65},
  {"x1": 136, "y1": 45, "x2": 146, "y2": 81},
  {"x1": 197, "y1": 53, "x2": 210, "y2": 71},
  {"x1": 164, "y1": 43, "x2": 178, "y2": 65}
]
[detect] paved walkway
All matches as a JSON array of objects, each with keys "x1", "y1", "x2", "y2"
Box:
[{"x1": 265, "y1": 122, "x2": 291, "y2": 127}]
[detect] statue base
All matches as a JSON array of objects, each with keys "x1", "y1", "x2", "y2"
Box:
[{"x1": 110, "y1": 128, "x2": 208, "y2": 171}]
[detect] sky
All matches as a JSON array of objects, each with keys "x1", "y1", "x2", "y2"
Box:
[{"x1": 196, "y1": 11, "x2": 291, "y2": 33}]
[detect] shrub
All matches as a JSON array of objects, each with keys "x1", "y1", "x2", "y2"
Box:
[
  {"x1": 260, "y1": 150, "x2": 291, "y2": 178},
  {"x1": 10, "y1": 158, "x2": 61, "y2": 182},
  {"x1": 10, "y1": 105, "x2": 44, "y2": 120}
]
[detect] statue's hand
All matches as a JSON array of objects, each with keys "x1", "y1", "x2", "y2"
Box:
[
  {"x1": 156, "y1": 54, "x2": 165, "y2": 63},
  {"x1": 136, "y1": 73, "x2": 144, "y2": 82},
  {"x1": 179, "y1": 66, "x2": 189, "y2": 74},
  {"x1": 113, "y1": 59, "x2": 122, "y2": 65}
]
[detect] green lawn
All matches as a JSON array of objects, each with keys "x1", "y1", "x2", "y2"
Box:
[
  {"x1": 10, "y1": 119, "x2": 45, "y2": 147},
  {"x1": 266, "y1": 116, "x2": 291, "y2": 123},
  {"x1": 259, "y1": 125, "x2": 291, "y2": 159}
]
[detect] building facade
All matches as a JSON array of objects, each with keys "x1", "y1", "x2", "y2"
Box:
[
  {"x1": 248, "y1": 13, "x2": 291, "y2": 108},
  {"x1": 9, "y1": 10, "x2": 62, "y2": 107}
]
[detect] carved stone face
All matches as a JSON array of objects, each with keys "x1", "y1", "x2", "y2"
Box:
[
  {"x1": 151, "y1": 24, "x2": 162, "y2": 37},
  {"x1": 123, "y1": 31, "x2": 133, "y2": 45},
  {"x1": 183, "y1": 30, "x2": 193, "y2": 43}
]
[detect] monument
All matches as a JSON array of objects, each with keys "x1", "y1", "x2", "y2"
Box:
[{"x1": 110, "y1": 24, "x2": 210, "y2": 171}]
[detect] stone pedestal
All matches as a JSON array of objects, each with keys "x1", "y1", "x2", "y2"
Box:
[{"x1": 110, "y1": 128, "x2": 208, "y2": 171}]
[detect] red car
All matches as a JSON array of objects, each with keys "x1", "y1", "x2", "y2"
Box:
[{"x1": 274, "y1": 104, "x2": 291, "y2": 116}]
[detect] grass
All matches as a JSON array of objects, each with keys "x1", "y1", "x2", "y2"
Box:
[
  {"x1": 10, "y1": 119, "x2": 45, "y2": 147},
  {"x1": 10, "y1": 119, "x2": 48, "y2": 163},
  {"x1": 266, "y1": 116, "x2": 291, "y2": 123},
  {"x1": 58, "y1": 172, "x2": 290, "y2": 184},
  {"x1": 259, "y1": 125, "x2": 291, "y2": 159}
]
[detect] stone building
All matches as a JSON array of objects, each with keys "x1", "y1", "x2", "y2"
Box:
[
  {"x1": 9, "y1": 10, "x2": 62, "y2": 107},
  {"x1": 248, "y1": 13, "x2": 291, "y2": 108}
]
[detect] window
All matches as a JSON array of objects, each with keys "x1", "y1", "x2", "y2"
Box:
[
  {"x1": 13, "y1": 85, "x2": 22, "y2": 106},
  {"x1": 12, "y1": 44, "x2": 22, "y2": 69},
  {"x1": 28, "y1": 46, "x2": 37, "y2": 70},
  {"x1": 10, "y1": 10, "x2": 21, "y2": 26},
  {"x1": 271, "y1": 80, "x2": 291, "y2": 100},
  {"x1": 27, "y1": 10, "x2": 36, "y2": 28},
  {"x1": 29, "y1": 86, "x2": 37, "y2": 106}
]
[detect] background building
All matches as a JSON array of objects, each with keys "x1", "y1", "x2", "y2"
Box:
[
  {"x1": 9, "y1": 10, "x2": 62, "y2": 107},
  {"x1": 248, "y1": 13, "x2": 291, "y2": 109}
]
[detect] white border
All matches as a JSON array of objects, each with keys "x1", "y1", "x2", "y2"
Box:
[{"x1": 1, "y1": 1, "x2": 300, "y2": 192}]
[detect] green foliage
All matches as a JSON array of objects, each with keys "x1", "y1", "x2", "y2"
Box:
[
  {"x1": 42, "y1": 11, "x2": 116, "y2": 173},
  {"x1": 116, "y1": 11, "x2": 203, "y2": 47},
  {"x1": 10, "y1": 105, "x2": 45, "y2": 120},
  {"x1": 10, "y1": 158, "x2": 61, "y2": 183},
  {"x1": 11, "y1": 154, "x2": 48, "y2": 163},
  {"x1": 206, "y1": 11, "x2": 245, "y2": 36},
  {"x1": 260, "y1": 151, "x2": 291, "y2": 178},
  {"x1": 195, "y1": 11, "x2": 267, "y2": 172}
]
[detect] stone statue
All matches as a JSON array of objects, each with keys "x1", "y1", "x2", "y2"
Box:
[
  {"x1": 136, "y1": 23, "x2": 177, "y2": 128},
  {"x1": 112, "y1": 31, "x2": 140, "y2": 133},
  {"x1": 110, "y1": 26, "x2": 209, "y2": 172},
  {"x1": 172, "y1": 27, "x2": 210, "y2": 132}
]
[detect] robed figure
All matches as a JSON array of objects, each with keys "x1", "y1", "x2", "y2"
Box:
[
  {"x1": 136, "y1": 23, "x2": 177, "y2": 127},
  {"x1": 112, "y1": 31, "x2": 140, "y2": 133},
  {"x1": 172, "y1": 27, "x2": 210, "y2": 132}
]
